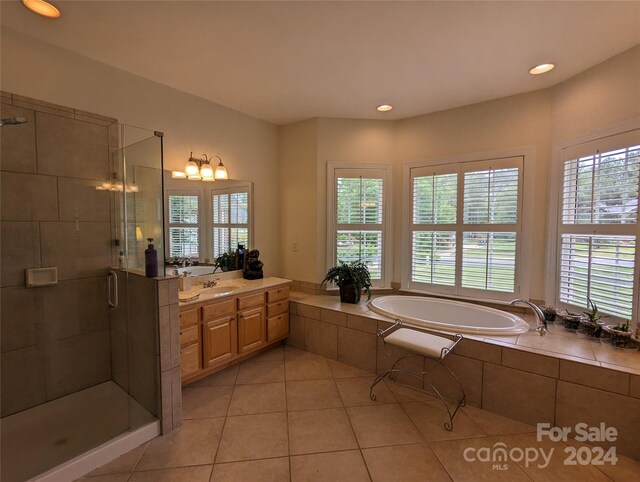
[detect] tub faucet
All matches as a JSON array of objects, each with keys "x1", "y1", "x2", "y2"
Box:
[{"x1": 509, "y1": 299, "x2": 547, "y2": 336}]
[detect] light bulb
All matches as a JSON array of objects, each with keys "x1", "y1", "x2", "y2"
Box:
[
  {"x1": 214, "y1": 161, "x2": 228, "y2": 180},
  {"x1": 200, "y1": 163, "x2": 214, "y2": 180},
  {"x1": 185, "y1": 160, "x2": 200, "y2": 176}
]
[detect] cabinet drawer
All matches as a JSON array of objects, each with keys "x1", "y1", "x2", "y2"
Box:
[
  {"x1": 179, "y1": 324, "x2": 198, "y2": 347},
  {"x1": 267, "y1": 286, "x2": 289, "y2": 304},
  {"x1": 267, "y1": 300, "x2": 288, "y2": 317},
  {"x1": 180, "y1": 343, "x2": 199, "y2": 379},
  {"x1": 179, "y1": 308, "x2": 200, "y2": 328},
  {"x1": 267, "y1": 313, "x2": 289, "y2": 342},
  {"x1": 202, "y1": 298, "x2": 236, "y2": 321},
  {"x1": 238, "y1": 292, "x2": 265, "y2": 311}
]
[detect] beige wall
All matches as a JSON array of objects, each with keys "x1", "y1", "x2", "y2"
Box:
[
  {"x1": 279, "y1": 119, "x2": 318, "y2": 282},
  {"x1": 551, "y1": 44, "x2": 640, "y2": 145},
  {"x1": 1, "y1": 28, "x2": 281, "y2": 274}
]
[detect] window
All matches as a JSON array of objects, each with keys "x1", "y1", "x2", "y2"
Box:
[
  {"x1": 212, "y1": 188, "x2": 249, "y2": 258},
  {"x1": 558, "y1": 137, "x2": 640, "y2": 318},
  {"x1": 167, "y1": 192, "x2": 200, "y2": 258},
  {"x1": 408, "y1": 156, "x2": 523, "y2": 299},
  {"x1": 328, "y1": 166, "x2": 391, "y2": 288}
]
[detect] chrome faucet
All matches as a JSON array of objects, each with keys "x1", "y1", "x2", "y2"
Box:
[
  {"x1": 509, "y1": 299, "x2": 547, "y2": 336},
  {"x1": 181, "y1": 258, "x2": 193, "y2": 268},
  {"x1": 202, "y1": 278, "x2": 219, "y2": 288}
]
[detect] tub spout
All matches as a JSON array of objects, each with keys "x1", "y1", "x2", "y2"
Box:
[{"x1": 509, "y1": 299, "x2": 547, "y2": 336}]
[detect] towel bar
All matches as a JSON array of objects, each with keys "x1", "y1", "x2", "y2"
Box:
[{"x1": 370, "y1": 319, "x2": 466, "y2": 431}]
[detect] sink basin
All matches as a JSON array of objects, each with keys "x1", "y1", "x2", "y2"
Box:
[{"x1": 199, "y1": 284, "x2": 244, "y2": 296}]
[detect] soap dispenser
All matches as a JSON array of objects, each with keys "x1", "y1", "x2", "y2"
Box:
[{"x1": 145, "y1": 238, "x2": 158, "y2": 277}]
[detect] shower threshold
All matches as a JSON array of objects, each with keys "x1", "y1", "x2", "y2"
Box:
[{"x1": 1, "y1": 381, "x2": 157, "y2": 482}]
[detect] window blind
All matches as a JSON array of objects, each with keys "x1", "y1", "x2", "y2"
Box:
[
  {"x1": 463, "y1": 167, "x2": 519, "y2": 225},
  {"x1": 461, "y1": 232, "x2": 516, "y2": 292},
  {"x1": 558, "y1": 142, "x2": 640, "y2": 317},
  {"x1": 168, "y1": 194, "x2": 199, "y2": 258},
  {"x1": 212, "y1": 190, "x2": 250, "y2": 258},
  {"x1": 335, "y1": 176, "x2": 385, "y2": 280}
]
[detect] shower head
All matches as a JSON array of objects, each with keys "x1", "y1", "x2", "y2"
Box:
[{"x1": 0, "y1": 117, "x2": 28, "y2": 126}]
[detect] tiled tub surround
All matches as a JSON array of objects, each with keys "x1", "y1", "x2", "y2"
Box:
[{"x1": 288, "y1": 292, "x2": 640, "y2": 460}]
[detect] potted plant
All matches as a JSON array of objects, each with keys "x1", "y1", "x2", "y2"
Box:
[
  {"x1": 580, "y1": 298, "x2": 606, "y2": 338},
  {"x1": 542, "y1": 306, "x2": 557, "y2": 322},
  {"x1": 561, "y1": 309, "x2": 582, "y2": 330},
  {"x1": 215, "y1": 250, "x2": 236, "y2": 272},
  {"x1": 603, "y1": 320, "x2": 633, "y2": 347},
  {"x1": 322, "y1": 260, "x2": 372, "y2": 304}
]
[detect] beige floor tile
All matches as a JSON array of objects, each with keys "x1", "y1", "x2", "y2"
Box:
[
  {"x1": 211, "y1": 457, "x2": 290, "y2": 482},
  {"x1": 252, "y1": 345, "x2": 285, "y2": 362},
  {"x1": 188, "y1": 365, "x2": 239, "y2": 387},
  {"x1": 181, "y1": 386, "x2": 233, "y2": 419},
  {"x1": 430, "y1": 437, "x2": 532, "y2": 481},
  {"x1": 285, "y1": 357, "x2": 332, "y2": 381},
  {"x1": 286, "y1": 379, "x2": 343, "y2": 411},
  {"x1": 336, "y1": 376, "x2": 397, "y2": 406},
  {"x1": 462, "y1": 405, "x2": 536, "y2": 436},
  {"x1": 402, "y1": 401, "x2": 486, "y2": 442},
  {"x1": 284, "y1": 345, "x2": 322, "y2": 361},
  {"x1": 129, "y1": 465, "x2": 212, "y2": 482},
  {"x1": 346, "y1": 404, "x2": 422, "y2": 448},
  {"x1": 362, "y1": 443, "x2": 451, "y2": 482},
  {"x1": 216, "y1": 412, "x2": 288, "y2": 463},
  {"x1": 77, "y1": 475, "x2": 129, "y2": 482},
  {"x1": 328, "y1": 359, "x2": 374, "y2": 378},
  {"x1": 87, "y1": 442, "x2": 148, "y2": 475},
  {"x1": 385, "y1": 381, "x2": 438, "y2": 404},
  {"x1": 288, "y1": 407, "x2": 358, "y2": 455},
  {"x1": 290, "y1": 450, "x2": 370, "y2": 482},
  {"x1": 501, "y1": 433, "x2": 610, "y2": 481},
  {"x1": 236, "y1": 360, "x2": 285, "y2": 384},
  {"x1": 581, "y1": 445, "x2": 640, "y2": 481},
  {"x1": 136, "y1": 418, "x2": 224, "y2": 470},
  {"x1": 227, "y1": 382, "x2": 286, "y2": 416}
]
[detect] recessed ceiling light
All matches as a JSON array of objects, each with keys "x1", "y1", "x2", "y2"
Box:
[
  {"x1": 376, "y1": 104, "x2": 393, "y2": 112},
  {"x1": 529, "y1": 63, "x2": 555, "y2": 75},
  {"x1": 22, "y1": 0, "x2": 61, "y2": 19}
]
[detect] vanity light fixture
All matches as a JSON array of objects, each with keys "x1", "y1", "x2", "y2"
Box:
[
  {"x1": 173, "y1": 152, "x2": 228, "y2": 181},
  {"x1": 376, "y1": 104, "x2": 393, "y2": 112},
  {"x1": 528, "y1": 63, "x2": 555, "y2": 75},
  {"x1": 22, "y1": 0, "x2": 61, "y2": 18}
]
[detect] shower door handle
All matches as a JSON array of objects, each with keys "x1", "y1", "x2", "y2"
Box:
[{"x1": 107, "y1": 270, "x2": 119, "y2": 309}]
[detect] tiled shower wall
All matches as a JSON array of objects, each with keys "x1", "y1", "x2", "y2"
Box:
[{"x1": 0, "y1": 93, "x2": 116, "y2": 416}]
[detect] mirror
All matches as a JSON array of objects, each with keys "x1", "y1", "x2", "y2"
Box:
[{"x1": 163, "y1": 170, "x2": 253, "y2": 271}]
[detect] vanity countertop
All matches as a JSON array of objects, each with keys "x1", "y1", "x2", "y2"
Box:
[{"x1": 178, "y1": 276, "x2": 292, "y2": 307}]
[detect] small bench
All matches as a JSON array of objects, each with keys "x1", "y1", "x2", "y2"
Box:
[{"x1": 370, "y1": 319, "x2": 466, "y2": 431}]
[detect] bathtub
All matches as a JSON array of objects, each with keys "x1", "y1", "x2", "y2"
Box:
[{"x1": 368, "y1": 295, "x2": 530, "y2": 336}]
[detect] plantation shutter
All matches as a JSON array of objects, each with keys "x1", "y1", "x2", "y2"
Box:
[
  {"x1": 410, "y1": 168, "x2": 457, "y2": 288},
  {"x1": 212, "y1": 189, "x2": 249, "y2": 258},
  {"x1": 335, "y1": 170, "x2": 385, "y2": 283},
  {"x1": 558, "y1": 141, "x2": 640, "y2": 318},
  {"x1": 461, "y1": 161, "x2": 520, "y2": 293},
  {"x1": 168, "y1": 193, "x2": 199, "y2": 258}
]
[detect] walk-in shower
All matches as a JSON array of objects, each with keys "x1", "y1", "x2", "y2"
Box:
[{"x1": 0, "y1": 97, "x2": 165, "y2": 481}]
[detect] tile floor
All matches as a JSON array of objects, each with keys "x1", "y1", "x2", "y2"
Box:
[{"x1": 80, "y1": 344, "x2": 640, "y2": 481}]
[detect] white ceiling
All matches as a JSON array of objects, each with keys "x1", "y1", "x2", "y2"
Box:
[{"x1": 2, "y1": 1, "x2": 640, "y2": 125}]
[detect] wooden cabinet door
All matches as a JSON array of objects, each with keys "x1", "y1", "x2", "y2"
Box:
[
  {"x1": 267, "y1": 313, "x2": 289, "y2": 342},
  {"x1": 238, "y1": 307, "x2": 265, "y2": 354},
  {"x1": 181, "y1": 343, "x2": 200, "y2": 379},
  {"x1": 203, "y1": 316, "x2": 237, "y2": 368}
]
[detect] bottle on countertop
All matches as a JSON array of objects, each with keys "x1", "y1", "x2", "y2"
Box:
[{"x1": 145, "y1": 238, "x2": 158, "y2": 277}]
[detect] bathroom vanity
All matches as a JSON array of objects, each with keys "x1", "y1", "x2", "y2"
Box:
[{"x1": 178, "y1": 277, "x2": 291, "y2": 384}]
